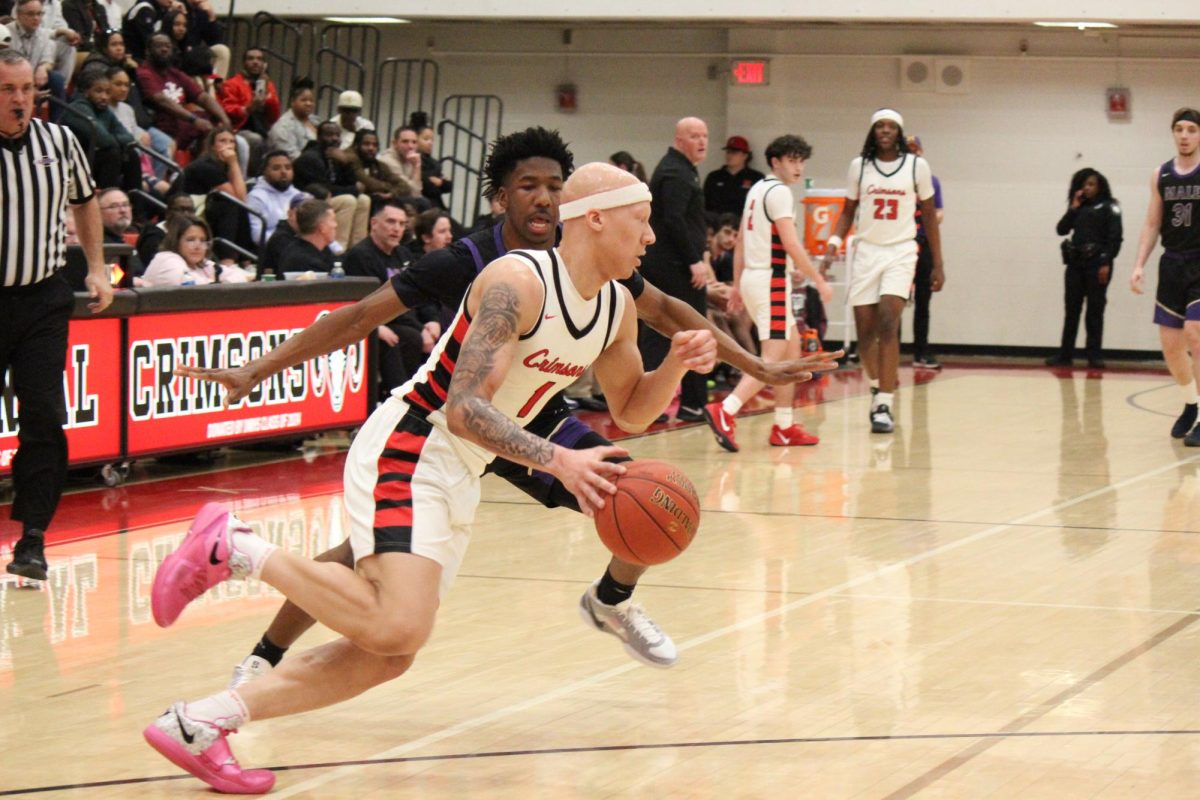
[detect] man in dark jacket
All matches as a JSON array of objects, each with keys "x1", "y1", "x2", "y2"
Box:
[
  {"x1": 638, "y1": 116, "x2": 710, "y2": 420},
  {"x1": 293, "y1": 120, "x2": 369, "y2": 249}
]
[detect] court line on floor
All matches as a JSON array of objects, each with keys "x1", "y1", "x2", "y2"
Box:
[
  {"x1": 880, "y1": 610, "x2": 1200, "y2": 799},
  {"x1": 5, "y1": 729, "x2": 1200, "y2": 796},
  {"x1": 1126, "y1": 382, "x2": 1183, "y2": 419},
  {"x1": 271, "y1": 451, "x2": 1200, "y2": 797}
]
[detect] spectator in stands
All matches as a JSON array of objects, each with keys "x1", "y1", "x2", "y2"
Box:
[
  {"x1": 91, "y1": 0, "x2": 123, "y2": 34},
  {"x1": 177, "y1": 125, "x2": 251, "y2": 263},
  {"x1": 703, "y1": 134, "x2": 763, "y2": 215},
  {"x1": 279, "y1": 198, "x2": 337, "y2": 274},
  {"x1": 137, "y1": 32, "x2": 229, "y2": 153},
  {"x1": 376, "y1": 124, "x2": 427, "y2": 208},
  {"x1": 141, "y1": 214, "x2": 217, "y2": 285},
  {"x1": 246, "y1": 149, "x2": 299, "y2": 247},
  {"x1": 610, "y1": 150, "x2": 647, "y2": 181},
  {"x1": 344, "y1": 202, "x2": 440, "y2": 392},
  {"x1": 136, "y1": 192, "x2": 194, "y2": 265},
  {"x1": 81, "y1": 28, "x2": 138, "y2": 71},
  {"x1": 61, "y1": 0, "x2": 97, "y2": 62},
  {"x1": 346, "y1": 129, "x2": 409, "y2": 206},
  {"x1": 121, "y1": 0, "x2": 171, "y2": 60},
  {"x1": 97, "y1": 186, "x2": 144, "y2": 275},
  {"x1": 259, "y1": 190, "x2": 308, "y2": 277},
  {"x1": 469, "y1": 195, "x2": 503, "y2": 233},
  {"x1": 181, "y1": 0, "x2": 224, "y2": 78},
  {"x1": 409, "y1": 111, "x2": 451, "y2": 211},
  {"x1": 6, "y1": 0, "x2": 71, "y2": 111},
  {"x1": 266, "y1": 76, "x2": 318, "y2": 160},
  {"x1": 409, "y1": 207, "x2": 452, "y2": 257},
  {"x1": 293, "y1": 120, "x2": 368, "y2": 250},
  {"x1": 334, "y1": 89, "x2": 373, "y2": 148},
  {"x1": 32, "y1": 0, "x2": 78, "y2": 77},
  {"x1": 217, "y1": 46, "x2": 279, "y2": 173},
  {"x1": 66, "y1": 65, "x2": 137, "y2": 189},
  {"x1": 106, "y1": 63, "x2": 173, "y2": 190}
]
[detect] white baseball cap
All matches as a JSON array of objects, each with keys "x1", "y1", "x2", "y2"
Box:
[{"x1": 337, "y1": 90, "x2": 363, "y2": 110}]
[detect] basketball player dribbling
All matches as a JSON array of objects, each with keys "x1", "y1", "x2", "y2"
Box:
[
  {"x1": 703, "y1": 134, "x2": 833, "y2": 452},
  {"x1": 821, "y1": 108, "x2": 944, "y2": 434},
  {"x1": 195, "y1": 129, "x2": 838, "y2": 695},
  {"x1": 1129, "y1": 108, "x2": 1200, "y2": 445},
  {"x1": 142, "y1": 163, "x2": 718, "y2": 793}
]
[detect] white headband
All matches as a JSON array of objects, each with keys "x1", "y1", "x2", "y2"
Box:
[
  {"x1": 870, "y1": 108, "x2": 904, "y2": 128},
  {"x1": 559, "y1": 182, "x2": 652, "y2": 220}
]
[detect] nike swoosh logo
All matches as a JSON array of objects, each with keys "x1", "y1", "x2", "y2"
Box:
[
  {"x1": 209, "y1": 541, "x2": 222, "y2": 566},
  {"x1": 174, "y1": 709, "x2": 195, "y2": 744},
  {"x1": 544, "y1": 314, "x2": 557, "y2": 320}
]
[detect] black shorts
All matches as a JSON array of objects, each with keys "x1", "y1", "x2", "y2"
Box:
[
  {"x1": 484, "y1": 397, "x2": 631, "y2": 512},
  {"x1": 1154, "y1": 250, "x2": 1200, "y2": 328}
]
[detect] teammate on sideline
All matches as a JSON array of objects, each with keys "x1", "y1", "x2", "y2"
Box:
[
  {"x1": 821, "y1": 108, "x2": 944, "y2": 434},
  {"x1": 144, "y1": 163, "x2": 718, "y2": 793},
  {"x1": 193, "y1": 128, "x2": 840, "y2": 692},
  {"x1": 1130, "y1": 108, "x2": 1200, "y2": 445},
  {"x1": 703, "y1": 134, "x2": 833, "y2": 452}
]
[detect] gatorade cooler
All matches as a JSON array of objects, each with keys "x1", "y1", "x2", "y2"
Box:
[{"x1": 804, "y1": 189, "x2": 850, "y2": 256}]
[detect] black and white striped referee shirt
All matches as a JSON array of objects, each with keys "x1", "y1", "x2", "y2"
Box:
[{"x1": 0, "y1": 118, "x2": 95, "y2": 287}]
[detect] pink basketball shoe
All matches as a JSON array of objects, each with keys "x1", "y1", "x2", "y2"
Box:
[
  {"x1": 144, "y1": 702, "x2": 275, "y2": 794},
  {"x1": 152, "y1": 502, "x2": 247, "y2": 627}
]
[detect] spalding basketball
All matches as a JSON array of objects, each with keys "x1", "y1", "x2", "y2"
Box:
[{"x1": 595, "y1": 459, "x2": 700, "y2": 566}]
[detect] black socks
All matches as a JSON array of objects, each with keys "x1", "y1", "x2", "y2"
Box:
[
  {"x1": 596, "y1": 568, "x2": 636, "y2": 606},
  {"x1": 251, "y1": 634, "x2": 289, "y2": 667}
]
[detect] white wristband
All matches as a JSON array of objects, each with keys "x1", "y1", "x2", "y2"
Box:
[{"x1": 825, "y1": 235, "x2": 843, "y2": 253}]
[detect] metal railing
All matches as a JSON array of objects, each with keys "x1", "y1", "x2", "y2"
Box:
[
  {"x1": 319, "y1": 24, "x2": 379, "y2": 78},
  {"x1": 252, "y1": 12, "x2": 315, "y2": 98},
  {"x1": 313, "y1": 48, "x2": 366, "y2": 120},
  {"x1": 437, "y1": 95, "x2": 502, "y2": 226},
  {"x1": 372, "y1": 58, "x2": 438, "y2": 144},
  {"x1": 130, "y1": 141, "x2": 183, "y2": 184},
  {"x1": 214, "y1": 190, "x2": 269, "y2": 251}
]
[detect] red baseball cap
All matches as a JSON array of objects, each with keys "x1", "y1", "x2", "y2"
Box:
[{"x1": 723, "y1": 135, "x2": 750, "y2": 153}]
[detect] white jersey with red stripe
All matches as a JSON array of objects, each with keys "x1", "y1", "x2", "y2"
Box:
[
  {"x1": 740, "y1": 175, "x2": 796, "y2": 271},
  {"x1": 396, "y1": 247, "x2": 626, "y2": 475},
  {"x1": 846, "y1": 153, "x2": 935, "y2": 246}
]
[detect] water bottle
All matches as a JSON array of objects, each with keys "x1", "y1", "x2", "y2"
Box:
[{"x1": 330, "y1": 262, "x2": 345, "y2": 279}]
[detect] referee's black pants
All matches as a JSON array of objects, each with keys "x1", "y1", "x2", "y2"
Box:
[
  {"x1": 910, "y1": 240, "x2": 934, "y2": 357},
  {"x1": 0, "y1": 275, "x2": 73, "y2": 532}
]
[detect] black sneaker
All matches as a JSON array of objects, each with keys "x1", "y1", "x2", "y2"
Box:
[
  {"x1": 1172, "y1": 403, "x2": 1198, "y2": 439},
  {"x1": 1186, "y1": 424, "x2": 1200, "y2": 447},
  {"x1": 7, "y1": 529, "x2": 48, "y2": 581},
  {"x1": 870, "y1": 404, "x2": 894, "y2": 434},
  {"x1": 675, "y1": 405, "x2": 705, "y2": 422},
  {"x1": 1087, "y1": 358, "x2": 1106, "y2": 369},
  {"x1": 1044, "y1": 355, "x2": 1073, "y2": 367},
  {"x1": 913, "y1": 354, "x2": 942, "y2": 370}
]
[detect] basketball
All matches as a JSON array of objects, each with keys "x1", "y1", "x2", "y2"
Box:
[{"x1": 594, "y1": 459, "x2": 700, "y2": 566}]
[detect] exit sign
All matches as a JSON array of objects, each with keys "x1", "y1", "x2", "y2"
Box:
[{"x1": 730, "y1": 59, "x2": 770, "y2": 86}]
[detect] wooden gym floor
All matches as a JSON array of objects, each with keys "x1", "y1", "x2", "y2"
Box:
[{"x1": 2, "y1": 363, "x2": 1199, "y2": 798}]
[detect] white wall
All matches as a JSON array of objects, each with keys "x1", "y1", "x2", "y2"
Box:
[{"x1": 357, "y1": 22, "x2": 1198, "y2": 351}]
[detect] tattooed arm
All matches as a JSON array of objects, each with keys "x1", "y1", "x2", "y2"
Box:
[{"x1": 443, "y1": 259, "x2": 628, "y2": 515}]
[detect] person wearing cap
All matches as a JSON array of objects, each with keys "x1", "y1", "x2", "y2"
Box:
[
  {"x1": 335, "y1": 89, "x2": 375, "y2": 149},
  {"x1": 1130, "y1": 107, "x2": 1200, "y2": 445},
  {"x1": 820, "y1": 108, "x2": 944, "y2": 435},
  {"x1": 703, "y1": 134, "x2": 764, "y2": 216}
]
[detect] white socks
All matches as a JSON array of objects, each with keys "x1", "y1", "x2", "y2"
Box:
[
  {"x1": 875, "y1": 392, "x2": 894, "y2": 410},
  {"x1": 1179, "y1": 381, "x2": 1199, "y2": 407},
  {"x1": 869, "y1": 378, "x2": 880, "y2": 391},
  {"x1": 231, "y1": 528, "x2": 277, "y2": 580},
  {"x1": 186, "y1": 689, "x2": 250, "y2": 731},
  {"x1": 721, "y1": 395, "x2": 744, "y2": 417},
  {"x1": 774, "y1": 407, "x2": 794, "y2": 429}
]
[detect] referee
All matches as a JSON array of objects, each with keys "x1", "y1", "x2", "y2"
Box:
[{"x1": 1, "y1": 52, "x2": 113, "y2": 581}]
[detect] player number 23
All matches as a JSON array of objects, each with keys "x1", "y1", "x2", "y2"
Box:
[{"x1": 873, "y1": 198, "x2": 898, "y2": 220}]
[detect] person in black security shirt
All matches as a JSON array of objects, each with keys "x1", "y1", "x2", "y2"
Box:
[
  {"x1": 188, "y1": 127, "x2": 840, "y2": 684},
  {"x1": 344, "y1": 202, "x2": 440, "y2": 392},
  {"x1": 638, "y1": 117, "x2": 711, "y2": 420},
  {"x1": 277, "y1": 198, "x2": 336, "y2": 274},
  {"x1": 1046, "y1": 168, "x2": 1123, "y2": 369},
  {"x1": 703, "y1": 134, "x2": 764, "y2": 216}
]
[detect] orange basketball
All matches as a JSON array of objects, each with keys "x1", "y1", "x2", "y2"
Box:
[{"x1": 595, "y1": 459, "x2": 700, "y2": 566}]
